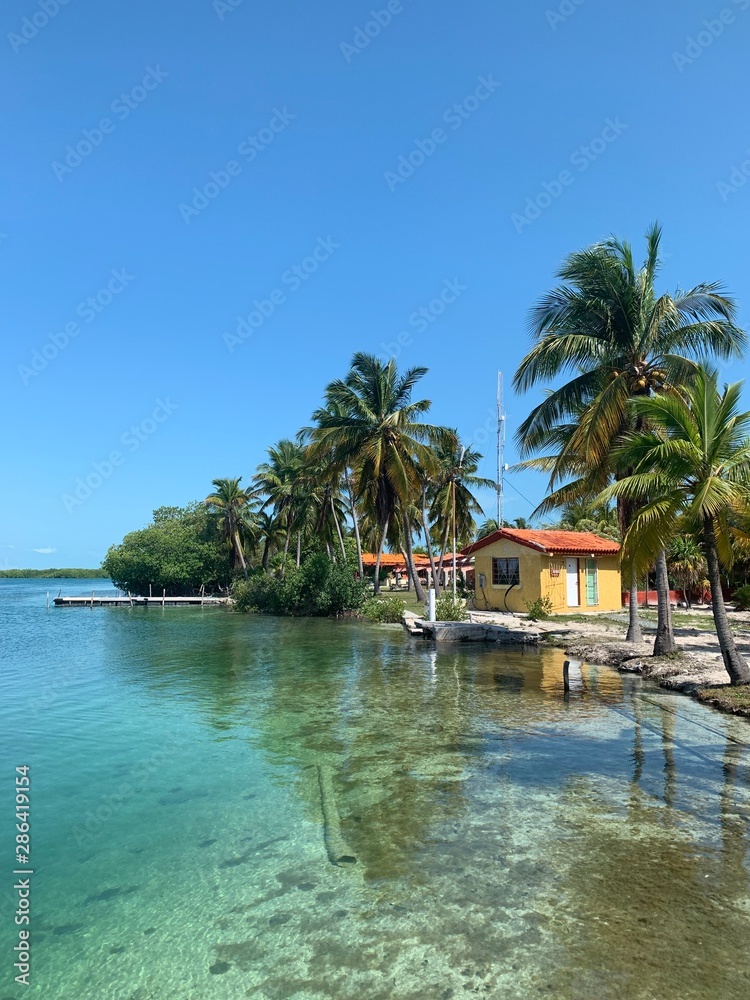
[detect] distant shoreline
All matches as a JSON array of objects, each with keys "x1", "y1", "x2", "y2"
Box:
[{"x1": 0, "y1": 569, "x2": 108, "y2": 579}]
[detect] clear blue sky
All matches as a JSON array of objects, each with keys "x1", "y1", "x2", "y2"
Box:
[{"x1": 3, "y1": 0, "x2": 750, "y2": 567}]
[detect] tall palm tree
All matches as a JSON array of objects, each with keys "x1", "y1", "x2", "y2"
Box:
[
  {"x1": 257, "y1": 510, "x2": 286, "y2": 572},
  {"x1": 253, "y1": 439, "x2": 305, "y2": 575},
  {"x1": 309, "y1": 353, "x2": 446, "y2": 594},
  {"x1": 428, "y1": 436, "x2": 495, "y2": 591},
  {"x1": 514, "y1": 223, "x2": 745, "y2": 649},
  {"x1": 204, "y1": 477, "x2": 256, "y2": 579},
  {"x1": 604, "y1": 368, "x2": 750, "y2": 684}
]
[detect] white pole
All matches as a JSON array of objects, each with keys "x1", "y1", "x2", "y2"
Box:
[
  {"x1": 452, "y1": 477, "x2": 457, "y2": 601},
  {"x1": 428, "y1": 587, "x2": 436, "y2": 622}
]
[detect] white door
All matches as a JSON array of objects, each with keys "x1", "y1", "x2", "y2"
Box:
[{"x1": 566, "y1": 558, "x2": 580, "y2": 607}]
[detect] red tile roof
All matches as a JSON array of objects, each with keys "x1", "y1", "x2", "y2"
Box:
[
  {"x1": 462, "y1": 528, "x2": 620, "y2": 557},
  {"x1": 361, "y1": 553, "x2": 472, "y2": 568}
]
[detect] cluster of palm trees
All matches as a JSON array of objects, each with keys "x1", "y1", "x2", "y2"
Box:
[
  {"x1": 514, "y1": 223, "x2": 750, "y2": 684},
  {"x1": 204, "y1": 353, "x2": 494, "y2": 602}
]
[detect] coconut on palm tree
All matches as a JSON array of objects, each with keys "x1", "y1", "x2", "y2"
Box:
[
  {"x1": 204, "y1": 477, "x2": 257, "y2": 580},
  {"x1": 513, "y1": 223, "x2": 746, "y2": 652},
  {"x1": 604, "y1": 367, "x2": 750, "y2": 684}
]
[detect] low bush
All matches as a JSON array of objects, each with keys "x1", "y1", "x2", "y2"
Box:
[
  {"x1": 732, "y1": 584, "x2": 750, "y2": 612},
  {"x1": 231, "y1": 554, "x2": 367, "y2": 617},
  {"x1": 361, "y1": 596, "x2": 407, "y2": 623},
  {"x1": 435, "y1": 593, "x2": 468, "y2": 621},
  {"x1": 524, "y1": 596, "x2": 554, "y2": 621}
]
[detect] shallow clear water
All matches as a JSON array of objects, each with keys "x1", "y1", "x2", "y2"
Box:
[{"x1": 2, "y1": 578, "x2": 750, "y2": 999}]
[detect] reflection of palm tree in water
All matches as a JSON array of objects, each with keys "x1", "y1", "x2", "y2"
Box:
[
  {"x1": 658, "y1": 703, "x2": 676, "y2": 808},
  {"x1": 247, "y1": 627, "x2": 475, "y2": 879},
  {"x1": 718, "y1": 736, "x2": 750, "y2": 897}
]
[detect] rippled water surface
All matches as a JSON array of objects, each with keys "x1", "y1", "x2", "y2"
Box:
[{"x1": 2, "y1": 578, "x2": 750, "y2": 999}]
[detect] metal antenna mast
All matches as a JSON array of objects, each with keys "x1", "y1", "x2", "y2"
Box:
[{"x1": 497, "y1": 371, "x2": 505, "y2": 528}]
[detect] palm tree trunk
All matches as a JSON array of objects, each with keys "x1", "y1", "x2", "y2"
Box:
[
  {"x1": 704, "y1": 518, "x2": 750, "y2": 684},
  {"x1": 281, "y1": 516, "x2": 292, "y2": 577},
  {"x1": 403, "y1": 512, "x2": 427, "y2": 603},
  {"x1": 421, "y1": 486, "x2": 439, "y2": 595},
  {"x1": 331, "y1": 495, "x2": 347, "y2": 561},
  {"x1": 620, "y1": 495, "x2": 643, "y2": 643},
  {"x1": 400, "y1": 550, "x2": 412, "y2": 591},
  {"x1": 261, "y1": 538, "x2": 271, "y2": 572},
  {"x1": 296, "y1": 531, "x2": 301, "y2": 568},
  {"x1": 626, "y1": 572, "x2": 643, "y2": 643},
  {"x1": 347, "y1": 475, "x2": 364, "y2": 578},
  {"x1": 653, "y1": 548, "x2": 676, "y2": 656},
  {"x1": 373, "y1": 516, "x2": 389, "y2": 595},
  {"x1": 233, "y1": 529, "x2": 248, "y2": 580}
]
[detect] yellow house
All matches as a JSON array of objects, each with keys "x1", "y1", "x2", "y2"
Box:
[{"x1": 463, "y1": 529, "x2": 622, "y2": 614}]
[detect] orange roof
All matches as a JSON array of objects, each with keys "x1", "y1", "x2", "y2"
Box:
[
  {"x1": 361, "y1": 553, "x2": 473, "y2": 568},
  {"x1": 361, "y1": 554, "x2": 406, "y2": 567},
  {"x1": 462, "y1": 528, "x2": 620, "y2": 557}
]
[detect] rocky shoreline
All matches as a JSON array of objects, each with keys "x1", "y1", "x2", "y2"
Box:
[{"x1": 548, "y1": 620, "x2": 750, "y2": 719}]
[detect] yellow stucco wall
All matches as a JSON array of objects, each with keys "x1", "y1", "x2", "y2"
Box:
[{"x1": 472, "y1": 539, "x2": 622, "y2": 614}]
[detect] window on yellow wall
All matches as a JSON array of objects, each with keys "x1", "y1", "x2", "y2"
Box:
[
  {"x1": 585, "y1": 559, "x2": 599, "y2": 605},
  {"x1": 492, "y1": 557, "x2": 520, "y2": 586}
]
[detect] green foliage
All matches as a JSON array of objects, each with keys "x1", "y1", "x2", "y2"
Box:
[
  {"x1": 361, "y1": 596, "x2": 406, "y2": 623},
  {"x1": 731, "y1": 585, "x2": 750, "y2": 612},
  {"x1": 0, "y1": 568, "x2": 108, "y2": 578},
  {"x1": 435, "y1": 592, "x2": 468, "y2": 621},
  {"x1": 103, "y1": 504, "x2": 233, "y2": 596},
  {"x1": 232, "y1": 553, "x2": 366, "y2": 617},
  {"x1": 524, "y1": 595, "x2": 554, "y2": 621}
]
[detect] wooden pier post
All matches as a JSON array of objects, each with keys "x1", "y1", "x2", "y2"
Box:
[
  {"x1": 563, "y1": 660, "x2": 570, "y2": 692},
  {"x1": 46, "y1": 592, "x2": 50, "y2": 610},
  {"x1": 91, "y1": 590, "x2": 95, "y2": 608},
  {"x1": 162, "y1": 588, "x2": 166, "y2": 607}
]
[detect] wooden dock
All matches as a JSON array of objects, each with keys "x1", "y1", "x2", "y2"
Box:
[{"x1": 53, "y1": 594, "x2": 229, "y2": 608}]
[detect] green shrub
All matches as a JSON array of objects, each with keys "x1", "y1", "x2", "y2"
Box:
[
  {"x1": 732, "y1": 584, "x2": 750, "y2": 611},
  {"x1": 361, "y1": 596, "x2": 407, "y2": 623},
  {"x1": 231, "y1": 554, "x2": 366, "y2": 617},
  {"x1": 435, "y1": 593, "x2": 468, "y2": 621},
  {"x1": 232, "y1": 574, "x2": 284, "y2": 613},
  {"x1": 524, "y1": 596, "x2": 554, "y2": 621}
]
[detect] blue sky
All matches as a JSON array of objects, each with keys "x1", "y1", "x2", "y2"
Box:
[{"x1": 2, "y1": 0, "x2": 750, "y2": 567}]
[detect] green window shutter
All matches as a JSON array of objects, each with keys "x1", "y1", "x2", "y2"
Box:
[{"x1": 586, "y1": 559, "x2": 598, "y2": 606}]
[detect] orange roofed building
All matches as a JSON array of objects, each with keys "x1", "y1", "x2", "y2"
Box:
[
  {"x1": 361, "y1": 553, "x2": 473, "y2": 590},
  {"x1": 462, "y1": 529, "x2": 621, "y2": 614}
]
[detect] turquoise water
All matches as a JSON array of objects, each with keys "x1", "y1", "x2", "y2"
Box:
[{"x1": 1, "y1": 579, "x2": 750, "y2": 999}]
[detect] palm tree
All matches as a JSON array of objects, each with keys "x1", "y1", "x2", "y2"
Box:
[
  {"x1": 253, "y1": 439, "x2": 305, "y2": 575},
  {"x1": 309, "y1": 353, "x2": 446, "y2": 594},
  {"x1": 204, "y1": 477, "x2": 257, "y2": 580},
  {"x1": 514, "y1": 222, "x2": 746, "y2": 650},
  {"x1": 556, "y1": 499, "x2": 620, "y2": 540},
  {"x1": 476, "y1": 518, "x2": 499, "y2": 539},
  {"x1": 257, "y1": 510, "x2": 286, "y2": 572},
  {"x1": 667, "y1": 534, "x2": 707, "y2": 608},
  {"x1": 428, "y1": 436, "x2": 495, "y2": 591},
  {"x1": 604, "y1": 368, "x2": 750, "y2": 684}
]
